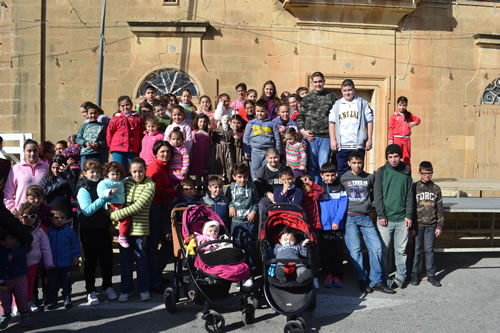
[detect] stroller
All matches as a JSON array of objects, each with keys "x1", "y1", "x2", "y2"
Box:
[
  {"x1": 260, "y1": 203, "x2": 316, "y2": 333},
  {"x1": 164, "y1": 203, "x2": 255, "y2": 332}
]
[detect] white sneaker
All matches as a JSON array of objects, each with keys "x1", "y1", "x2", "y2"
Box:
[
  {"x1": 140, "y1": 291, "x2": 151, "y2": 301},
  {"x1": 242, "y1": 278, "x2": 254, "y2": 288},
  {"x1": 118, "y1": 293, "x2": 129, "y2": 302},
  {"x1": 87, "y1": 292, "x2": 100, "y2": 306},
  {"x1": 104, "y1": 287, "x2": 118, "y2": 300},
  {"x1": 29, "y1": 302, "x2": 40, "y2": 313},
  {"x1": 11, "y1": 304, "x2": 19, "y2": 317},
  {"x1": 313, "y1": 278, "x2": 320, "y2": 290}
]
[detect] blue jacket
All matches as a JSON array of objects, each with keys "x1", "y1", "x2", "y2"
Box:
[
  {"x1": 0, "y1": 245, "x2": 28, "y2": 279},
  {"x1": 273, "y1": 186, "x2": 303, "y2": 205},
  {"x1": 48, "y1": 223, "x2": 81, "y2": 268},
  {"x1": 243, "y1": 118, "x2": 282, "y2": 154},
  {"x1": 202, "y1": 191, "x2": 230, "y2": 228},
  {"x1": 319, "y1": 181, "x2": 348, "y2": 230}
]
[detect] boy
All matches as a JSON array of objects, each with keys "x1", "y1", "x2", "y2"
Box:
[
  {"x1": 273, "y1": 167, "x2": 302, "y2": 205},
  {"x1": 26, "y1": 185, "x2": 52, "y2": 228},
  {"x1": 328, "y1": 79, "x2": 374, "y2": 177},
  {"x1": 231, "y1": 82, "x2": 247, "y2": 111},
  {"x1": 138, "y1": 85, "x2": 157, "y2": 110},
  {"x1": 55, "y1": 140, "x2": 68, "y2": 155},
  {"x1": 76, "y1": 104, "x2": 106, "y2": 169},
  {"x1": 341, "y1": 152, "x2": 395, "y2": 294},
  {"x1": 139, "y1": 103, "x2": 154, "y2": 121},
  {"x1": 272, "y1": 103, "x2": 297, "y2": 144},
  {"x1": 202, "y1": 175, "x2": 230, "y2": 229},
  {"x1": 318, "y1": 162, "x2": 347, "y2": 288},
  {"x1": 374, "y1": 144, "x2": 414, "y2": 289},
  {"x1": 254, "y1": 148, "x2": 285, "y2": 222},
  {"x1": 296, "y1": 87, "x2": 308, "y2": 99},
  {"x1": 243, "y1": 100, "x2": 282, "y2": 180},
  {"x1": 410, "y1": 161, "x2": 443, "y2": 287},
  {"x1": 152, "y1": 100, "x2": 170, "y2": 132},
  {"x1": 226, "y1": 163, "x2": 259, "y2": 287},
  {"x1": 274, "y1": 227, "x2": 311, "y2": 283},
  {"x1": 174, "y1": 178, "x2": 200, "y2": 205}
]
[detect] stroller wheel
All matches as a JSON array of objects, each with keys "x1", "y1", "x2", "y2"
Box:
[
  {"x1": 204, "y1": 312, "x2": 225, "y2": 333},
  {"x1": 284, "y1": 319, "x2": 305, "y2": 333},
  {"x1": 297, "y1": 317, "x2": 307, "y2": 330},
  {"x1": 164, "y1": 287, "x2": 176, "y2": 313},
  {"x1": 242, "y1": 304, "x2": 255, "y2": 326}
]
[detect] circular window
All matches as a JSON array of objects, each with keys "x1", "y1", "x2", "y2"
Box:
[
  {"x1": 137, "y1": 69, "x2": 199, "y2": 98},
  {"x1": 481, "y1": 78, "x2": 500, "y2": 105}
]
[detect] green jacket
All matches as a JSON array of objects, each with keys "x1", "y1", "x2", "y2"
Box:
[
  {"x1": 226, "y1": 181, "x2": 259, "y2": 223},
  {"x1": 374, "y1": 162, "x2": 414, "y2": 222}
]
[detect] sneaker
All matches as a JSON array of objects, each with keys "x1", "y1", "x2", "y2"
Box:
[
  {"x1": 242, "y1": 277, "x2": 254, "y2": 288},
  {"x1": 29, "y1": 302, "x2": 40, "y2": 313},
  {"x1": 19, "y1": 312, "x2": 31, "y2": 327},
  {"x1": 410, "y1": 274, "x2": 420, "y2": 286},
  {"x1": 393, "y1": 278, "x2": 405, "y2": 289},
  {"x1": 45, "y1": 302, "x2": 58, "y2": 311},
  {"x1": 118, "y1": 236, "x2": 129, "y2": 248},
  {"x1": 64, "y1": 296, "x2": 72, "y2": 309},
  {"x1": 313, "y1": 277, "x2": 320, "y2": 290},
  {"x1": 324, "y1": 275, "x2": 334, "y2": 288},
  {"x1": 11, "y1": 304, "x2": 18, "y2": 317},
  {"x1": 332, "y1": 276, "x2": 343, "y2": 288},
  {"x1": 140, "y1": 291, "x2": 151, "y2": 301},
  {"x1": 104, "y1": 287, "x2": 118, "y2": 300},
  {"x1": 118, "y1": 293, "x2": 129, "y2": 302},
  {"x1": 87, "y1": 291, "x2": 100, "y2": 306},
  {"x1": 428, "y1": 276, "x2": 442, "y2": 287},
  {"x1": 0, "y1": 314, "x2": 11, "y2": 331}
]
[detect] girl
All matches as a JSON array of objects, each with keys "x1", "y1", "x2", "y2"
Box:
[
  {"x1": 179, "y1": 88, "x2": 197, "y2": 126},
  {"x1": 259, "y1": 80, "x2": 280, "y2": 120},
  {"x1": 18, "y1": 203, "x2": 53, "y2": 311},
  {"x1": 209, "y1": 115, "x2": 236, "y2": 184},
  {"x1": 287, "y1": 94, "x2": 300, "y2": 121},
  {"x1": 284, "y1": 127, "x2": 307, "y2": 178},
  {"x1": 190, "y1": 114, "x2": 211, "y2": 191},
  {"x1": 164, "y1": 106, "x2": 193, "y2": 152},
  {"x1": 214, "y1": 93, "x2": 234, "y2": 127},
  {"x1": 239, "y1": 99, "x2": 256, "y2": 124},
  {"x1": 97, "y1": 162, "x2": 129, "y2": 248},
  {"x1": 40, "y1": 156, "x2": 77, "y2": 208},
  {"x1": 39, "y1": 141, "x2": 56, "y2": 164},
  {"x1": 76, "y1": 159, "x2": 117, "y2": 306},
  {"x1": 388, "y1": 96, "x2": 421, "y2": 170},
  {"x1": 168, "y1": 128, "x2": 190, "y2": 187},
  {"x1": 110, "y1": 157, "x2": 155, "y2": 302},
  {"x1": 197, "y1": 95, "x2": 217, "y2": 129},
  {"x1": 139, "y1": 116, "x2": 164, "y2": 166},
  {"x1": 106, "y1": 96, "x2": 145, "y2": 172},
  {"x1": 62, "y1": 134, "x2": 81, "y2": 179},
  {"x1": 230, "y1": 115, "x2": 246, "y2": 165}
]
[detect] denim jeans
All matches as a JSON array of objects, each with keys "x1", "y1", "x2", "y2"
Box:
[
  {"x1": 344, "y1": 215, "x2": 383, "y2": 287},
  {"x1": 47, "y1": 266, "x2": 72, "y2": 303},
  {"x1": 80, "y1": 153, "x2": 101, "y2": 170},
  {"x1": 111, "y1": 152, "x2": 138, "y2": 173},
  {"x1": 231, "y1": 221, "x2": 256, "y2": 272},
  {"x1": 119, "y1": 236, "x2": 150, "y2": 294},
  {"x1": 377, "y1": 220, "x2": 409, "y2": 282},
  {"x1": 412, "y1": 226, "x2": 436, "y2": 277},
  {"x1": 306, "y1": 136, "x2": 330, "y2": 184},
  {"x1": 336, "y1": 149, "x2": 365, "y2": 177},
  {"x1": 147, "y1": 204, "x2": 172, "y2": 289}
]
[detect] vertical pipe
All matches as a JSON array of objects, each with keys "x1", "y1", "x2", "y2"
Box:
[
  {"x1": 96, "y1": 0, "x2": 106, "y2": 107},
  {"x1": 393, "y1": 30, "x2": 397, "y2": 111},
  {"x1": 40, "y1": 0, "x2": 46, "y2": 141}
]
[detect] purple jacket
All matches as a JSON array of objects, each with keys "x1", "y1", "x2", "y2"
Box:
[
  {"x1": 139, "y1": 130, "x2": 164, "y2": 166},
  {"x1": 27, "y1": 224, "x2": 53, "y2": 267}
]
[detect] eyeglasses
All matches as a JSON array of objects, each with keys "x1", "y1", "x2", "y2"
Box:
[{"x1": 21, "y1": 214, "x2": 37, "y2": 220}]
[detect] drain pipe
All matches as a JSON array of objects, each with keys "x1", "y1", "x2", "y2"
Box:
[
  {"x1": 96, "y1": 0, "x2": 106, "y2": 106},
  {"x1": 40, "y1": 0, "x2": 46, "y2": 141}
]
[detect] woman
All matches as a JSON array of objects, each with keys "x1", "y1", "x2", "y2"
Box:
[
  {"x1": 146, "y1": 141, "x2": 176, "y2": 292},
  {"x1": 3, "y1": 139, "x2": 49, "y2": 215},
  {"x1": 110, "y1": 157, "x2": 155, "y2": 302}
]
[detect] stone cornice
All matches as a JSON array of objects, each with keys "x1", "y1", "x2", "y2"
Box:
[{"x1": 127, "y1": 21, "x2": 210, "y2": 38}]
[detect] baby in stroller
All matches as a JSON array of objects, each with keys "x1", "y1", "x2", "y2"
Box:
[
  {"x1": 274, "y1": 226, "x2": 312, "y2": 283},
  {"x1": 194, "y1": 220, "x2": 230, "y2": 254}
]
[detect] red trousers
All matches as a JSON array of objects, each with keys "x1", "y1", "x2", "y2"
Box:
[
  {"x1": 109, "y1": 203, "x2": 130, "y2": 237},
  {"x1": 394, "y1": 137, "x2": 412, "y2": 173}
]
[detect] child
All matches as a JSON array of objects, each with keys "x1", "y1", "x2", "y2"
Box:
[
  {"x1": 284, "y1": 128, "x2": 307, "y2": 178},
  {"x1": 255, "y1": 148, "x2": 285, "y2": 221},
  {"x1": 39, "y1": 141, "x2": 56, "y2": 164},
  {"x1": 273, "y1": 167, "x2": 303, "y2": 205},
  {"x1": 296, "y1": 87, "x2": 308, "y2": 99},
  {"x1": 164, "y1": 106, "x2": 193, "y2": 152},
  {"x1": 214, "y1": 93, "x2": 234, "y2": 127},
  {"x1": 55, "y1": 140, "x2": 68, "y2": 155},
  {"x1": 231, "y1": 82, "x2": 247, "y2": 111},
  {"x1": 97, "y1": 162, "x2": 129, "y2": 248},
  {"x1": 25, "y1": 185, "x2": 52, "y2": 228},
  {"x1": 138, "y1": 85, "x2": 157, "y2": 109},
  {"x1": 40, "y1": 156, "x2": 76, "y2": 208},
  {"x1": 202, "y1": 175, "x2": 230, "y2": 229},
  {"x1": 139, "y1": 103, "x2": 154, "y2": 121},
  {"x1": 18, "y1": 203, "x2": 53, "y2": 311},
  {"x1": 76, "y1": 103, "x2": 106, "y2": 169},
  {"x1": 274, "y1": 227, "x2": 311, "y2": 283},
  {"x1": 388, "y1": 96, "x2": 421, "y2": 171},
  {"x1": 410, "y1": 161, "x2": 443, "y2": 287},
  {"x1": 46, "y1": 205, "x2": 80, "y2": 309},
  {"x1": 340, "y1": 151, "x2": 395, "y2": 294},
  {"x1": 231, "y1": 115, "x2": 246, "y2": 165},
  {"x1": 62, "y1": 134, "x2": 81, "y2": 179},
  {"x1": 152, "y1": 100, "x2": 170, "y2": 132},
  {"x1": 260, "y1": 80, "x2": 279, "y2": 120},
  {"x1": 179, "y1": 88, "x2": 197, "y2": 125},
  {"x1": 173, "y1": 178, "x2": 200, "y2": 205},
  {"x1": 194, "y1": 220, "x2": 223, "y2": 253},
  {"x1": 210, "y1": 114, "x2": 236, "y2": 184},
  {"x1": 197, "y1": 95, "x2": 216, "y2": 129},
  {"x1": 272, "y1": 103, "x2": 297, "y2": 144},
  {"x1": 239, "y1": 99, "x2": 256, "y2": 124},
  {"x1": 77, "y1": 159, "x2": 117, "y2": 306},
  {"x1": 190, "y1": 114, "x2": 211, "y2": 190},
  {"x1": 167, "y1": 128, "x2": 190, "y2": 187},
  {"x1": 0, "y1": 230, "x2": 31, "y2": 329},
  {"x1": 243, "y1": 99, "x2": 282, "y2": 180},
  {"x1": 318, "y1": 162, "x2": 347, "y2": 288},
  {"x1": 287, "y1": 94, "x2": 300, "y2": 121},
  {"x1": 139, "y1": 116, "x2": 164, "y2": 166},
  {"x1": 374, "y1": 144, "x2": 414, "y2": 289},
  {"x1": 226, "y1": 163, "x2": 259, "y2": 287}
]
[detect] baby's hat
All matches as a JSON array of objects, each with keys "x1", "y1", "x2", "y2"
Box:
[{"x1": 203, "y1": 220, "x2": 220, "y2": 235}]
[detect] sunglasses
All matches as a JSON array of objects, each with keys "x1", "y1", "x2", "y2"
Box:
[{"x1": 21, "y1": 214, "x2": 37, "y2": 220}]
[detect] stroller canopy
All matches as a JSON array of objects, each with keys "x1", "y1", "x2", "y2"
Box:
[
  {"x1": 182, "y1": 204, "x2": 227, "y2": 239},
  {"x1": 260, "y1": 203, "x2": 315, "y2": 243}
]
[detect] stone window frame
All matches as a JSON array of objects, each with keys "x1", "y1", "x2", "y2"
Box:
[{"x1": 481, "y1": 78, "x2": 500, "y2": 105}]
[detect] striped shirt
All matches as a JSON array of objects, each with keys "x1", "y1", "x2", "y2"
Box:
[
  {"x1": 168, "y1": 144, "x2": 189, "y2": 182},
  {"x1": 110, "y1": 177, "x2": 155, "y2": 236},
  {"x1": 286, "y1": 141, "x2": 307, "y2": 170}
]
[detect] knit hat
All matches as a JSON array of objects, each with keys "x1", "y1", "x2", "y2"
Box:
[
  {"x1": 385, "y1": 144, "x2": 402, "y2": 159},
  {"x1": 202, "y1": 220, "x2": 220, "y2": 235}
]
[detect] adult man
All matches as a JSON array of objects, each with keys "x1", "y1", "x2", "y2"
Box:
[
  {"x1": 296, "y1": 72, "x2": 337, "y2": 183},
  {"x1": 328, "y1": 79, "x2": 374, "y2": 177}
]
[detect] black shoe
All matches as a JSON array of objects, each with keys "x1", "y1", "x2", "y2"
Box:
[
  {"x1": 428, "y1": 276, "x2": 441, "y2": 287},
  {"x1": 358, "y1": 280, "x2": 373, "y2": 293},
  {"x1": 410, "y1": 274, "x2": 420, "y2": 286},
  {"x1": 64, "y1": 297, "x2": 72, "y2": 309},
  {"x1": 45, "y1": 303, "x2": 58, "y2": 310},
  {"x1": 372, "y1": 282, "x2": 396, "y2": 294}
]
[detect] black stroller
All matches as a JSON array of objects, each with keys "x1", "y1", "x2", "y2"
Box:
[
  {"x1": 164, "y1": 203, "x2": 255, "y2": 332},
  {"x1": 260, "y1": 203, "x2": 316, "y2": 333}
]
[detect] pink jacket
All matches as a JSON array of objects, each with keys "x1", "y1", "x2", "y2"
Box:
[
  {"x1": 164, "y1": 121, "x2": 193, "y2": 152},
  {"x1": 388, "y1": 112, "x2": 421, "y2": 141},
  {"x1": 168, "y1": 144, "x2": 189, "y2": 182},
  {"x1": 139, "y1": 130, "x2": 164, "y2": 166},
  {"x1": 27, "y1": 224, "x2": 54, "y2": 267},
  {"x1": 3, "y1": 160, "x2": 49, "y2": 211}
]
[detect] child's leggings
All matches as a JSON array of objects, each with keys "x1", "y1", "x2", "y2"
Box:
[
  {"x1": 0, "y1": 275, "x2": 29, "y2": 315},
  {"x1": 109, "y1": 204, "x2": 130, "y2": 237},
  {"x1": 26, "y1": 264, "x2": 38, "y2": 302},
  {"x1": 394, "y1": 136, "x2": 412, "y2": 172}
]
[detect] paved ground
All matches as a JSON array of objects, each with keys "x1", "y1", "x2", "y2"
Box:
[{"x1": 4, "y1": 252, "x2": 500, "y2": 332}]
